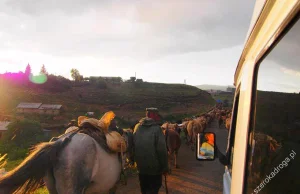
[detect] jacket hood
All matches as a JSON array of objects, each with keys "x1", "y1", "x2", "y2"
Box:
[{"x1": 139, "y1": 117, "x2": 157, "y2": 126}]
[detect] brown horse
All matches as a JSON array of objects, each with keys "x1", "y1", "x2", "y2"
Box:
[
  {"x1": 161, "y1": 123, "x2": 181, "y2": 170},
  {"x1": 186, "y1": 118, "x2": 206, "y2": 151}
]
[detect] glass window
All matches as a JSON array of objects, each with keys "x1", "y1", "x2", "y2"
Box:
[
  {"x1": 244, "y1": 20, "x2": 300, "y2": 194},
  {"x1": 227, "y1": 88, "x2": 240, "y2": 174}
]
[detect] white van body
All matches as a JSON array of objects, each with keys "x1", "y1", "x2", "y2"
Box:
[{"x1": 224, "y1": 1, "x2": 300, "y2": 194}]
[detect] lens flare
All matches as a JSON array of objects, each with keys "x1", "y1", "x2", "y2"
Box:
[{"x1": 29, "y1": 74, "x2": 47, "y2": 84}]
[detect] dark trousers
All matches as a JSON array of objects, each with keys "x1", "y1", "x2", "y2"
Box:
[{"x1": 138, "y1": 174, "x2": 162, "y2": 194}]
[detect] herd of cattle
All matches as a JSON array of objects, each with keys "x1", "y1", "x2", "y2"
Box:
[
  {"x1": 162, "y1": 107, "x2": 232, "y2": 147},
  {"x1": 159, "y1": 107, "x2": 232, "y2": 170}
]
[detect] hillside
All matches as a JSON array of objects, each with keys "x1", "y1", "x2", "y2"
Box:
[
  {"x1": 0, "y1": 75, "x2": 215, "y2": 127},
  {"x1": 196, "y1": 84, "x2": 234, "y2": 91},
  {"x1": 255, "y1": 90, "x2": 300, "y2": 142}
]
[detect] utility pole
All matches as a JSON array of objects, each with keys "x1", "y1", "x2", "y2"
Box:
[{"x1": 184, "y1": 79, "x2": 186, "y2": 84}]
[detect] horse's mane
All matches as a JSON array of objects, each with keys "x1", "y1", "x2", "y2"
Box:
[{"x1": 77, "y1": 122, "x2": 113, "y2": 153}]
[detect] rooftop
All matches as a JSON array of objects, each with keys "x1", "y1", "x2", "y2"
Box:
[
  {"x1": 0, "y1": 121, "x2": 10, "y2": 131},
  {"x1": 16, "y1": 103, "x2": 62, "y2": 110},
  {"x1": 39, "y1": 104, "x2": 62, "y2": 110},
  {"x1": 16, "y1": 103, "x2": 42, "y2": 109}
]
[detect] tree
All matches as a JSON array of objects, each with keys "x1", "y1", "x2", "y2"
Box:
[
  {"x1": 25, "y1": 63, "x2": 31, "y2": 76},
  {"x1": 70, "y1": 68, "x2": 81, "y2": 82},
  {"x1": 40, "y1": 64, "x2": 48, "y2": 75}
]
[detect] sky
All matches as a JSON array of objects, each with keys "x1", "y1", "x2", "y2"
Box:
[
  {"x1": 0, "y1": 0, "x2": 258, "y2": 86},
  {"x1": 1, "y1": 0, "x2": 299, "y2": 93}
]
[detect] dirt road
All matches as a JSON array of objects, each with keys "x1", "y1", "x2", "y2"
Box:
[{"x1": 117, "y1": 120, "x2": 228, "y2": 194}]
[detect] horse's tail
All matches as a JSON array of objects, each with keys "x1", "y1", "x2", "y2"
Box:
[{"x1": 0, "y1": 139, "x2": 69, "y2": 194}]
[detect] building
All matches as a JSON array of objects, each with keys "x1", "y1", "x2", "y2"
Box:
[
  {"x1": 16, "y1": 102, "x2": 63, "y2": 115},
  {"x1": 206, "y1": 90, "x2": 223, "y2": 94},
  {"x1": 226, "y1": 86, "x2": 236, "y2": 93},
  {"x1": 16, "y1": 103, "x2": 42, "y2": 114},
  {"x1": 39, "y1": 104, "x2": 63, "y2": 115},
  {"x1": 0, "y1": 121, "x2": 10, "y2": 139},
  {"x1": 88, "y1": 76, "x2": 122, "y2": 83}
]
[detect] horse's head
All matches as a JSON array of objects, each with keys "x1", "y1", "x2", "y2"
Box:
[{"x1": 121, "y1": 129, "x2": 134, "y2": 167}]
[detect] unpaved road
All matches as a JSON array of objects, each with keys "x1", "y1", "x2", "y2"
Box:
[{"x1": 117, "y1": 120, "x2": 228, "y2": 194}]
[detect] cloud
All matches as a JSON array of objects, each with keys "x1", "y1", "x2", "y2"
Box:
[
  {"x1": 267, "y1": 20, "x2": 300, "y2": 72},
  {"x1": 281, "y1": 67, "x2": 300, "y2": 77},
  {"x1": 0, "y1": 0, "x2": 255, "y2": 59}
]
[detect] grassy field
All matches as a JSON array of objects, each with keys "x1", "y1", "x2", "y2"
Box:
[
  {"x1": 0, "y1": 79, "x2": 215, "y2": 127},
  {"x1": 255, "y1": 90, "x2": 300, "y2": 141},
  {"x1": 211, "y1": 92, "x2": 234, "y2": 108}
]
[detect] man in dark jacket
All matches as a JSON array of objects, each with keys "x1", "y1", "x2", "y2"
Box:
[{"x1": 133, "y1": 111, "x2": 169, "y2": 194}]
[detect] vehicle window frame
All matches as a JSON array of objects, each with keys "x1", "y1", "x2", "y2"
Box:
[
  {"x1": 226, "y1": 84, "x2": 240, "y2": 174},
  {"x1": 242, "y1": 13, "x2": 300, "y2": 194}
]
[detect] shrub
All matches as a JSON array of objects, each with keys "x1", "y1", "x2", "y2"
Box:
[{"x1": 0, "y1": 119, "x2": 48, "y2": 161}]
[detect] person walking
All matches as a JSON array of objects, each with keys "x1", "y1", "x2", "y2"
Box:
[{"x1": 133, "y1": 108, "x2": 169, "y2": 194}]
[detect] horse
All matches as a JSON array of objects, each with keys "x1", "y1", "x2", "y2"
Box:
[
  {"x1": 0, "y1": 118, "x2": 133, "y2": 194},
  {"x1": 161, "y1": 122, "x2": 180, "y2": 134},
  {"x1": 186, "y1": 118, "x2": 205, "y2": 151},
  {"x1": 161, "y1": 123, "x2": 181, "y2": 170}
]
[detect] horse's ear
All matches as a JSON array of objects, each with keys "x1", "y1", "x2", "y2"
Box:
[
  {"x1": 99, "y1": 111, "x2": 116, "y2": 133},
  {"x1": 78, "y1": 116, "x2": 89, "y2": 126}
]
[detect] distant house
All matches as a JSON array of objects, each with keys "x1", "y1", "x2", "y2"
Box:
[
  {"x1": 16, "y1": 103, "x2": 42, "y2": 114},
  {"x1": 129, "y1": 77, "x2": 136, "y2": 82},
  {"x1": 16, "y1": 102, "x2": 63, "y2": 115},
  {"x1": 226, "y1": 87, "x2": 236, "y2": 93},
  {"x1": 219, "y1": 91, "x2": 233, "y2": 95},
  {"x1": 0, "y1": 121, "x2": 10, "y2": 139},
  {"x1": 103, "y1": 77, "x2": 122, "y2": 83},
  {"x1": 206, "y1": 90, "x2": 222, "y2": 94},
  {"x1": 39, "y1": 104, "x2": 63, "y2": 115},
  {"x1": 88, "y1": 76, "x2": 122, "y2": 83}
]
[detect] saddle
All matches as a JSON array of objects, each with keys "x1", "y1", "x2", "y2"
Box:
[{"x1": 51, "y1": 111, "x2": 127, "y2": 153}]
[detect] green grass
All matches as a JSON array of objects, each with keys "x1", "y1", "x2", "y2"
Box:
[
  {"x1": 3, "y1": 159, "x2": 23, "y2": 171},
  {"x1": 1, "y1": 78, "x2": 216, "y2": 124},
  {"x1": 212, "y1": 93, "x2": 234, "y2": 102},
  {"x1": 34, "y1": 187, "x2": 49, "y2": 194},
  {"x1": 255, "y1": 90, "x2": 300, "y2": 142}
]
